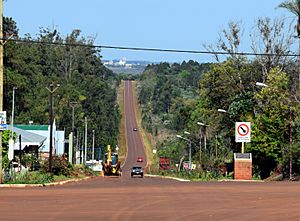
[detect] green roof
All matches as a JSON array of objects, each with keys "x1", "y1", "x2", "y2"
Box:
[{"x1": 14, "y1": 124, "x2": 49, "y2": 131}]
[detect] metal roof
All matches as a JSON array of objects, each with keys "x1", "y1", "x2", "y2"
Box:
[
  {"x1": 12, "y1": 127, "x2": 47, "y2": 150},
  {"x1": 14, "y1": 124, "x2": 49, "y2": 131}
]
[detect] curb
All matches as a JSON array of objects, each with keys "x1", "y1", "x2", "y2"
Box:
[
  {"x1": 0, "y1": 176, "x2": 92, "y2": 188},
  {"x1": 145, "y1": 175, "x2": 265, "y2": 183},
  {"x1": 218, "y1": 179, "x2": 264, "y2": 182},
  {"x1": 145, "y1": 174, "x2": 190, "y2": 182}
]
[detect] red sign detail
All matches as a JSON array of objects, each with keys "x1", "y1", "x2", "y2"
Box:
[{"x1": 237, "y1": 124, "x2": 249, "y2": 136}]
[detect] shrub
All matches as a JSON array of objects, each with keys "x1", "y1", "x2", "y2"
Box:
[
  {"x1": 71, "y1": 164, "x2": 94, "y2": 177},
  {"x1": 40, "y1": 156, "x2": 73, "y2": 176},
  {"x1": 5, "y1": 171, "x2": 53, "y2": 184}
]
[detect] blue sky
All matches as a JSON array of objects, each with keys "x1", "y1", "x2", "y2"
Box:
[{"x1": 4, "y1": 0, "x2": 292, "y2": 63}]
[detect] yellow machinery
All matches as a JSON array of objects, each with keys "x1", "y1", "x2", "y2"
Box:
[{"x1": 102, "y1": 145, "x2": 121, "y2": 176}]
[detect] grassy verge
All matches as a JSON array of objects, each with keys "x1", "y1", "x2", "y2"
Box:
[
  {"x1": 156, "y1": 170, "x2": 232, "y2": 181},
  {"x1": 4, "y1": 164, "x2": 97, "y2": 184},
  {"x1": 132, "y1": 81, "x2": 158, "y2": 172},
  {"x1": 116, "y1": 80, "x2": 158, "y2": 171},
  {"x1": 117, "y1": 80, "x2": 127, "y2": 162}
]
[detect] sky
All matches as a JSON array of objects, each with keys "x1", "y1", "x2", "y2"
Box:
[{"x1": 4, "y1": 0, "x2": 292, "y2": 63}]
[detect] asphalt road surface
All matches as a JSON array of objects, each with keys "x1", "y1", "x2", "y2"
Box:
[
  {"x1": 1, "y1": 80, "x2": 300, "y2": 221},
  {"x1": 122, "y1": 80, "x2": 147, "y2": 174}
]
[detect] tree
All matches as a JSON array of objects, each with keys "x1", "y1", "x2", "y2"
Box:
[
  {"x1": 278, "y1": 0, "x2": 300, "y2": 37},
  {"x1": 250, "y1": 17, "x2": 293, "y2": 81},
  {"x1": 3, "y1": 17, "x2": 121, "y2": 153},
  {"x1": 278, "y1": 0, "x2": 300, "y2": 92},
  {"x1": 248, "y1": 68, "x2": 293, "y2": 178}
]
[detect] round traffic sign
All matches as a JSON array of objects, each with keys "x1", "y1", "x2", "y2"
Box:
[{"x1": 237, "y1": 124, "x2": 249, "y2": 136}]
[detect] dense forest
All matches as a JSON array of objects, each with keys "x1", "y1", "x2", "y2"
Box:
[
  {"x1": 3, "y1": 17, "x2": 121, "y2": 158},
  {"x1": 137, "y1": 17, "x2": 300, "y2": 179}
]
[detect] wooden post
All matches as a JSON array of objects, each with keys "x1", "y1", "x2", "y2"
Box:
[
  {"x1": 242, "y1": 142, "x2": 245, "y2": 154},
  {"x1": 0, "y1": 0, "x2": 4, "y2": 183}
]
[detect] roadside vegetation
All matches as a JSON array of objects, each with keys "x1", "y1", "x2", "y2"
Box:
[
  {"x1": 136, "y1": 2, "x2": 300, "y2": 181},
  {"x1": 4, "y1": 164, "x2": 96, "y2": 184},
  {"x1": 117, "y1": 80, "x2": 127, "y2": 162},
  {"x1": 2, "y1": 1, "x2": 300, "y2": 183},
  {"x1": 1, "y1": 18, "x2": 121, "y2": 183},
  {"x1": 3, "y1": 17, "x2": 121, "y2": 154}
]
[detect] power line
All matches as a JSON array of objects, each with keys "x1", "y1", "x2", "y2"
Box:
[{"x1": 1, "y1": 37, "x2": 299, "y2": 57}]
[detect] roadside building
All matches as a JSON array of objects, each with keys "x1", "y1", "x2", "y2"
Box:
[{"x1": 13, "y1": 122, "x2": 65, "y2": 158}]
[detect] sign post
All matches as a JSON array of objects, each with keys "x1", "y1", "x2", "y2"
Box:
[
  {"x1": 234, "y1": 122, "x2": 252, "y2": 180},
  {"x1": 235, "y1": 122, "x2": 251, "y2": 153}
]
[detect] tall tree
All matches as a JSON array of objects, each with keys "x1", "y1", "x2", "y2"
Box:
[
  {"x1": 278, "y1": 0, "x2": 300, "y2": 37},
  {"x1": 249, "y1": 68, "x2": 293, "y2": 178},
  {"x1": 278, "y1": 0, "x2": 300, "y2": 92}
]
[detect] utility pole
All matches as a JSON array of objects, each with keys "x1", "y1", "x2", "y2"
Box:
[
  {"x1": 84, "y1": 117, "x2": 87, "y2": 164},
  {"x1": 46, "y1": 83, "x2": 59, "y2": 174},
  {"x1": 92, "y1": 130, "x2": 95, "y2": 161},
  {"x1": 188, "y1": 141, "x2": 192, "y2": 170},
  {"x1": 215, "y1": 134, "x2": 218, "y2": 160},
  {"x1": 199, "y1": 128, "x2": 202, "y2": 165},
  {"x1": 289, "y1": 106, "x2": 293, "y2": 180},
  {"x1": 11, "y1": 87, "x2": 16, "y2": 138},
  {"x1": 70, "y1": 101, "x2": 77, "y2": 164},
  {"x1": 0, "y1": 0, "x2": 3, "y2": 183}
]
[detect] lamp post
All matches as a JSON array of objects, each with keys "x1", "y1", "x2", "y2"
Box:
[
  {"x1": 11, "y1": 87, "x2": 17, "y2": 138},
  {"x1": 176, "y1": 134, "x2": 192, "y2": 170},
  {"x1": 256, "y1": 81, "x2": 293, "y2": 180},
  {"x1": 0, "y1": 0, "x2": 4, "y2": 184},
  {"x1": 46, "y1": 83, "x2": 60, "y2": 174},
  {"x1": 70, "y1": 101, "x2": 77, "y2": 164},
  {"x1": 84, "y1": 116, "x2": 87, "y2": 164},
  {"x1": 197, "y1": 122, "x2": 209, "y2": 152},
  {"x1": 92, "y1": 130, "x2": 95, "y2": 161}
]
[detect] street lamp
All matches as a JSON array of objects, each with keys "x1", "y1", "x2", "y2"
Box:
[
  {"x1": 255, "y1": 82, "x2": 269, "y2": 88},
  {"x1": 84, "y1": 117, "x2": 87, "y2": 164},
  {"x1": 176, "y1": 134, "x2": 192, "y2": 170},
  {"x1": 217, "y1": 108, "x2": 228, "y2": 113},
  {"x1": 11, "y1": 87, "x2": 17, "y2": 138},
  {"x1": 197, "y1": 122, "x2": 209, "y2": 151},
  {"x1": 70, "y1": 101, "x2": 77, "y2": 164},
  {"x1": 46, "y1": 83, "x2": 60, "y2": 174},
  {"x1": 92, "y1": 130, "x2": 95, "y2": 161}
]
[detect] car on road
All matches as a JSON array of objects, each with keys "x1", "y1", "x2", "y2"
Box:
[
  {"x1": 131, "y1": 166, "x2": 143, "y2": 178},
  {"x1": 137, "y1": 157, "x2": 143, "y2": 162},
  {"x1": 133, "y1": 128, "x2": 138, "y2": 131}
]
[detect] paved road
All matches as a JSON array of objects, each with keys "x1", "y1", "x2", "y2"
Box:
[
  {"x1": 1, "y1": 178, "x2": 300, "y2": 221},
  {"x1": 1, "y1": 80, "x2": 300, "y2": 221},
  {"x1": 122, "y1": 80, "x2": 147, "y2": 174}
]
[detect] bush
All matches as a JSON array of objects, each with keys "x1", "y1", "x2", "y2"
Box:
[
  {"x1": 21, "y1": 154, "x2": 40, "y2": 171},
  {"x1": 71, "y1": 164, "x2": 94, "y2": 177},
  {"x1": 40, "y1": 156, "x2": 73, "y2": 176},
  {"x1": 5, "y1": 171, "x2": 53, "y2": 184}
]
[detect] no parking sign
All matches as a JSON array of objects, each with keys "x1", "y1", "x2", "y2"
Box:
[{"x1": 235, "y1": 122, "x2": 251, "y2": 142}]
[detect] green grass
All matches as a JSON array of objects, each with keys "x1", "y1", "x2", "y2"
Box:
[
  {"x1": 5, "y1": 171, "x2": 54, "y2": 184},
  {"x1": 4, "y1": 164, "x2": 97, "y2": 184},
  {"x1": 132, "y1": 81, "x2": 158, "y2": 172},
  {"x1": 117, "y1": 80, "x2": 127, "y2": 161}
]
